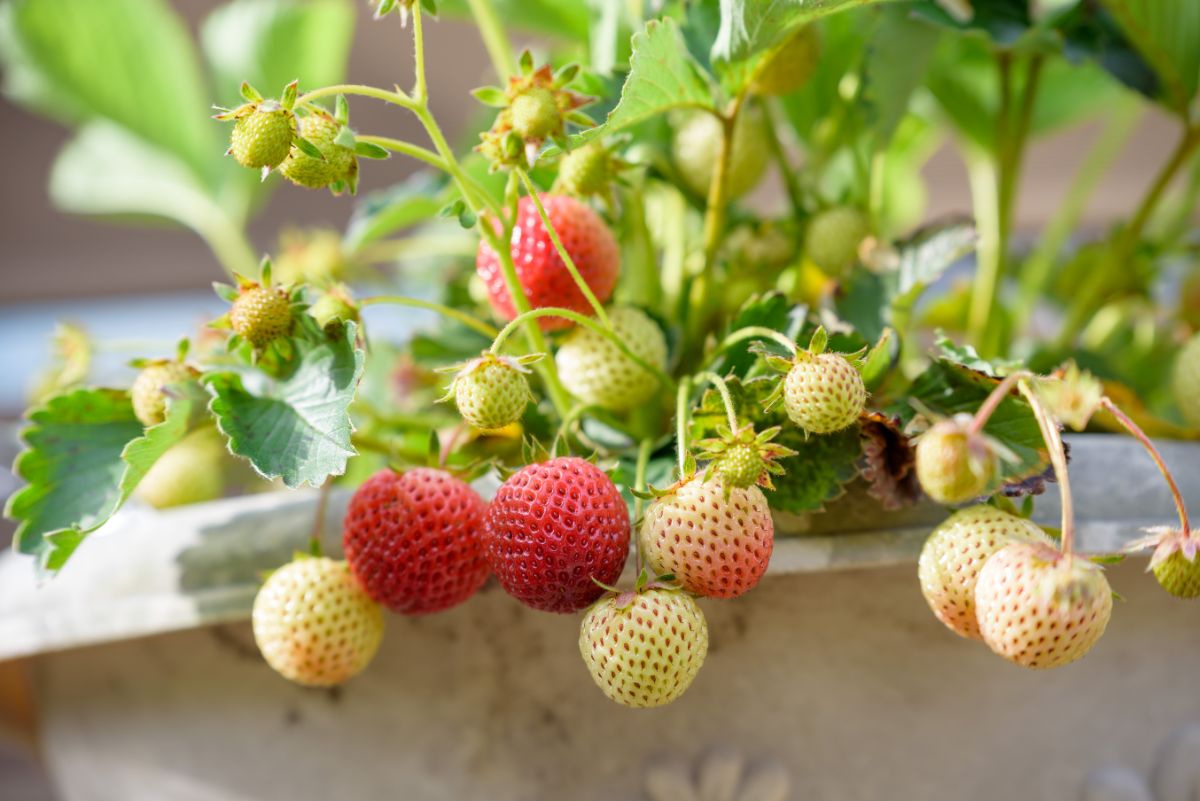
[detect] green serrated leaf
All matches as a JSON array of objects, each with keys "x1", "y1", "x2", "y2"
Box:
[
  {"x1": 1098, "y1": 0, "x2": 1200, "y2": 116},
  {"x1": 935, "y1": 333, "x2": 1023, "y2": 377},
  {"x1": 4, "y1": 387, "x2": 197, "y2": 572},
  {"x1": 205, "y1": 323, "x2": 365, "y2": 488},
  {"x1": 567, "y1": 18, "x2": 715, "y2": 148},
  {"x1": 712, "y1": 0, "x2": 901, "y2": 64}
]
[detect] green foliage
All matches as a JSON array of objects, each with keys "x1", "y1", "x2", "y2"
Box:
[
  {"x1": 206, "y1": 321, "x2": 366, "y2": 488},
  {"x1": 4, "y1": 387, "x2": 199, "y2": 572}
]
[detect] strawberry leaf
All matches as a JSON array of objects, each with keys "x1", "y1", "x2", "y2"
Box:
[
  {"x1": 567, "y1": 17, "x2": 715, "y2": 148},
  {"x1": 205, "y1": 321, "x2": 365, "y2": 488},
  {"x1": 4, "y1": 386, "x2": 199, "y2": 573}
]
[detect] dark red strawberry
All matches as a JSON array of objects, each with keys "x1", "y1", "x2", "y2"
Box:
[
  {"x1": 483, "y1": 457, "x2": 630, "y2": 613},
  {"x1": 476, "y1": 195, "x2": 619, "y2": 331},
  {"x1": 343, "y1": 468, "x2": 489, "y2": 615}
]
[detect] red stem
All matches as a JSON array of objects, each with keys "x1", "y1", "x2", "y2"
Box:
[{"x1": 1101, "y1": 397, "x2": 1190, "y2": 533}]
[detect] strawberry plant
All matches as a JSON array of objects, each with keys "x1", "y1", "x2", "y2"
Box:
[{"x1": 4, "y1": 0, "x2": 1200, "y2": 706}]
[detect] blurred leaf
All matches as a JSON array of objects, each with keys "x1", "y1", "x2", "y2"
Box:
[
  {"x1": 439, "y1": 0, "x2": 590, "y2": 40},
  {"x1": 862, "y1": 8, "x2": 941, "y2": 142},
  {"x1": 570, "y1": 18, "x2": 715, "y2": 147},
  {"x1": 205, "y1": 322, "x2": 365, "y2": 488},
  {"x1": 4, "y1": 387, "x2": 197, "y2": 573},
  {"x1": 894, "y1": 219, "x2": 977, "y2": 303},
  {"x1": 1098, "y1": 0, "x2": 1200, "y2": 116},
  {"x1": 201, "y1": 0, "x2": 355, "y2": 109},
  {"x1": 711, "y1": 0, "x2": 901, "y2": 64},
  {"x1": 713, "y1": 292, "x2": 804, "y2": 377},
  {"x1": 935, "y1": 333, "x2": 1022, "y2": 376},
  {"x1": 343, "y1": 173, "x2": 450, "y2": 252},
  {"x1": 779, "y1": 11, "x2": 868, "y2": 142},
  {"x1": 1, "y1": 0, "x2": 215, "y2": 178}
]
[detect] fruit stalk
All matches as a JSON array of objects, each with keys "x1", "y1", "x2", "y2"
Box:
[
  {"x1": 490, "y1": 306, "x2": 673, "y2": 387},
  {"x1": 1018, "y1": 379, "x2": 1075, "y2": 562},
  {"x1": 361, "y1": 295, "x2": 500, "y2": 338},
  {"x1": 464, "y1": 0, "x2": 515, "y2": 82},
  {"x1": 967, "y1": 370, "x2": 1030, "y2": 436},
  {"x1": 297, "y1": 83, "x2": 415, "y2": 110},
  {"x1": 632, "y1": 436, "x2": 654, "y2": 573},
  {"x1": 1100, "y1": 397, "x2": 1191, "y2": 534},
  {"x1": 515, "y1": 168, "x2": 612, "y2": 327},
  {"x1": 712, "y1": 325, "x2": 799, "y2": 359},
  {"x1": 676, "y1": 376, "x2": 693, "y2": 477},
  {"x1": 697, "y1": 371, "x2": 739, "y2": 432}
]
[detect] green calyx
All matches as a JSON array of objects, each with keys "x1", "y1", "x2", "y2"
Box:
[
  {"x1": 697, "y1": 423, "x2": 796, "y2": 494},
  {"x1": 439, "y1": 352, "x2": 542, "y2": 431}
]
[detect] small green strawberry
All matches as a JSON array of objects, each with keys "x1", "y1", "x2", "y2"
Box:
[
  {"x1": 762, "y1": 328, "x2": 866, "y2": 435},
  {"x1": 476, "y1": 57, "x2": 592, "y2": 169},
  {"x1": 215, "y1": 82, "x2": 299, "y2": 171},
  {"x1": 309, "y1": 284, "x2": 359, "y2": 333},
  {"x1": 1172, "y1": 332, "x2": 1200, "y2": 428},
  {"x1": 511, "y1": 86, "x2": 560, "y2": 141},
  {"x1": 579, "y1": 586, "x2": 708, "y2": 708},
  {"x1": 440, "y1": 352, "x2": 540, "y2": 431},
  {"x1": 805, "y1": 207, "x2": 869, "y2": 278},
  {"x1": 975, "y1": 542, "x2": 1112, "y2": 669},
  {"x1": 915, "y1": 415, "x2": 998, "y2": 505},
  {"x1": 751, "y1": 25, "x2": 820, "y2": 96},
  {"x1": 280, "y1": 109, "x2": 357, "y2": 191},
  {"x1": 697, "y1": 423, "x2": 796, "y2": 493},
  {"x1": 554, "y1": 141, "x2": 618, "y2": 199},
  {"x1": 555, "y1": 306, "x2": 668, "y2": 412},
  {"x1": 231, "y1": 283, "x2": 293, "y2": 348},
  {"x1": 1129, "y1": 527, "x2": 1200, "y2": 599},
  {"x1": 130, "y1": 359, "x2": 200, "y2": 427},
  {"x1": 134, "y1": 427, "x2": 228, "y2": 509},
  {"x1": 252, "y1": 555, "x2": 384, "y2": 687},
  {"x1": 671, "y1": 108, "x2": 770, "y2": 200}
]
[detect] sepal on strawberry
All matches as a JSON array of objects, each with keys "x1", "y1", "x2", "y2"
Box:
[
  {"x1": 475, "y1": 55, "x2": 592, "y2": 170},
  {"x1": 696, "y1": 423, "x2": 796, "y2": 495}
]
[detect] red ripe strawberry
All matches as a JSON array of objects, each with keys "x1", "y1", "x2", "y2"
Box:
[
  {"x1": 484, "y1": 457, "x2": 630, "y2": 613},
  {"x1": 343, "y1": 468, "x2": 489, "y2": 615},
  {"x1": 476, "y1": 195, "x2": 619, "y2": 331},
  {"x1": 639, "y1": 477, "x2": 774, "y2": 599}
]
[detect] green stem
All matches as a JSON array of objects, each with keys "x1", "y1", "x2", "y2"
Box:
[
  {"x1": 1124, "y1": 126, "x2": 1200, "y2": 246},
  {"x1": 1014, "y1": 97, "x2": 1142, "y2": 331},
  {"x1": 362, "y1": 295, "x2": 499, "y2": 338},
  {"x1": 675, "y1": 376, "x2": 693, "y2": 478},
  {"x1": 355, "y1": 135, "x2": 447, "y2": 171},
  {"x1": 297, "y1": 84, "x2": 415, "y2": 110},
  {"x1": 465, "y1": 0, "x2": 515, "y2": 82},
  {"x1": 711, "y1": 325, "x2": 799, "y2": 359},
  {"x1": 965, "y1": 145, "x2": 1001, "y2": 353},
  {"x1": 1018, "y1": 379, "x2": 1074, "y2": 562},
  {"x1": 197, "y1": 207, "x2": 259, "y2": 279},
  {"x1": 490, "y1": 307, "x2": 673, "y2": 390},
  {"x1": 411, "y1": 3, "x2": 429, "y2": 104},
  {"x1": 1101, "y1": 397, "x2": 1190, "y2": 533},
  {"x1": 701, "y1": 104, "x2": 740, "y2": 273},
  {"x1": 967, "y1": 370, "x2": 1030, "y2": 436},
  {"x1": 516, "y1": 168, "x2": 611, "y2": 327},
  {"x1": 697, "y1": 371, "x2": 739, "y2": 432},
  {"x1": 633, "y1": 437, "x2": 654, "y2": 525}
]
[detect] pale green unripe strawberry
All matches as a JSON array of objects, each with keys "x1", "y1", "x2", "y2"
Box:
[
  {"x1": 672, "y1": 109, "x2": 770, "y2": 199},
  {"x1": 1135, "y1": 527, "x2": 1200, "y2": 599},
  {"x1": 229, "y1": 104, "x2": 296, "y2": 169},
  {"x1": 281, "y1": 111, "x2": 357, "y2": 190},
  {"x1": 556, "y1": 141, "x2": 610, "y2": 198},
  {"x1": 253, "y1": 556, "x2": 384, "y2": 687},
  {"x1": 131, "y1": 361, "x2": 199, "y2": 427},
  {"x1": 1172, "y1": 332, "x2": 1200, "y2": 427},
  {"x1": 555, "y1": 306, "x2": 668, "y2": 412},
  {"x1": 915, "y1": 417, "x2": 997, "y2": 505},
  {"x1": 511, "y1": 86, "x2": 561, "y2": 141},
  {"x1": 446, "y1": 353, "x2": 535, "y2": 431},
  {"x1": 579, "y1": 588, "x2": 708, "y2": 708},
  {"x1": 134, "y1": 427, "x2": 228, "y2": 509},
  {"x1": 918, "y1": 505, "x2": 1052, "y2": 640},
  {"x1": 752, "y1": 25, "x2": 821, "y2": 96},
  {"x1": 231, "y1": 285, "x2": 293, "y2": 348},
  {"x1": 782, "y1": 352, "x2": 866, "y2": 434},
  {"x1": 805, "y1": 207, "x2": 869, "y2": 277},
  {"x1": 975, "y1": 542, "x2": 1112, "y2": 669}
]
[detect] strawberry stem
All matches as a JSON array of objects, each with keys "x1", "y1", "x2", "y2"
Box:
[
  {"x1": 362, "y1": 295, "x2": 499, "y2": 338},
  {"x1": 309, "y1": 479, "x2": 332, "y2": 556},
  {"x1": 464, "y1": 0, "x2": 515, "y2": 82},
  {"x1": 697, "y1": 371, "x2": 739, "y2": 432},
  {"x1": 1100, "y1": 397, "x2": 1190, "y2": 533},
  {"x1": 1018, "y1": 379, "x2": 1075, "y2": 562},
  {"x1": 514, "y1": 168, "x2": 611, "y2": 328},
  {"x1": 712, "y1": 326, "x2": 799, "y2": 359},
  {"x1": 968, "y1": 370, "x2": 1030, "y2": 436},
  {"x1": 490, "y1": 307, "x2": 673, "y2": 389},
  {"x1": 633, "y1": 437, "x2": 654, "y2": 575},
  {"x1": 676, "y1": 376, "x2": 693, "y2": 479}
]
